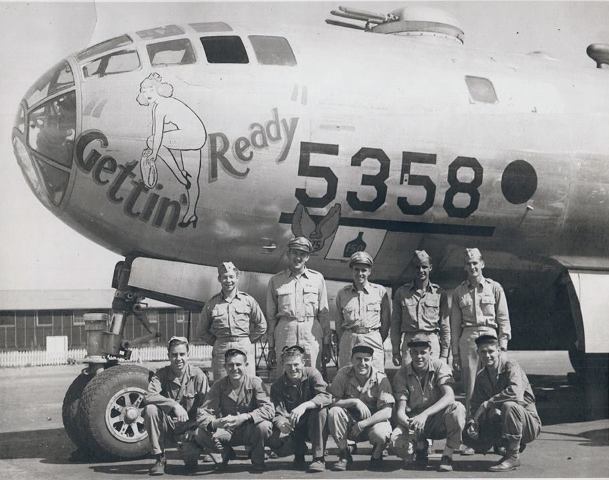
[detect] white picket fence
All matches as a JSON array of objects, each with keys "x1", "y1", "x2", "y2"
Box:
[{"x1": 0, "y1": 345, "x2": 213, "y2": 368}]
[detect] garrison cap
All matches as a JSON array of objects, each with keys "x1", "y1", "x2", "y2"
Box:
[
  {"x1": 407, "y1": 332, "x2": 433, "y2": 348},
  {"x1": 224, "y1": 348, "x2": 247, "y2": 360},
  {"x1": 465, "y1": 248, "x2": 483, "y2": 261},
  {"x1": 281, "y1": 344, "x2": 306, "y2": 358},
  {"x1": 349, "y1": 250, "x2": 373, "y2": 268},
  {"x1": 218, "y1": 261, "x2": 238, "y2": 275},
  {"x1": 413, "y1": 250, "x2": 431, "y2": 265},
  {"x1": 288, "y1": 236, "x2": 313, "y2": 253},
  {"x1": 475, "y1": 333, "x2": 499, "y2": 347},
  {"x1": 168, "y1": 336, "x2": 189, "y2": 349}
]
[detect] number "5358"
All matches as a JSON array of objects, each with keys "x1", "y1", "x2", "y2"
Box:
[{"x1": 294, "y1": 141, "x2": 483, "y2": 218}]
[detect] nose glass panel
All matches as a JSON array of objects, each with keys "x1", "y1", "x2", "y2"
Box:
[{"x1": 27, "y1": 91, "x2": 76, "y2": 168}]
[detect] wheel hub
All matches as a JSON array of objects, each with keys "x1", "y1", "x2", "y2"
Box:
[{"x1": 105, "y1": 386, "x2": 147, "y2": 443}]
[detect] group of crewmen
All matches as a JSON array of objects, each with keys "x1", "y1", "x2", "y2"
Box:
[{"x1": 142, "y1": 236, "x2": 542, "y2": 475}]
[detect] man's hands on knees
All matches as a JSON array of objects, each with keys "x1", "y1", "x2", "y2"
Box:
[
  {"x1": 354, "y1": 399, "x2": 372, "y2": 420},
  {"x1": 173, "y1": 404, "x2": 189, "y2": 423}
]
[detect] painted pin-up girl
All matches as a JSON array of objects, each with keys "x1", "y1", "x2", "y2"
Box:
[{"x1": 136, "y1": 73, "x2": 207, "y2": 228}]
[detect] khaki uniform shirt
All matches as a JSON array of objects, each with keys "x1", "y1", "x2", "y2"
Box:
[
  {"x1": 266, "y1": 268, "x2": 330, "y2": 342},
  {"x1": 335, "y1": 282, "x2": 391, "y2": 340},
  {"x1": 391, "y1": 282, "x2": 450, "y2": 357},
  {"x1": 451, "y1": 277, "x2": 511, "y2": 353},
  {"x1": 328, "y1": 365, "x2": 394, "y2": 414},
  {"x1": 470, "y1": 355, "x2": 538, "y2": 418},
  {"x1": 270, "y1": 367, "x2": 332, "y2": 427},
  {"x1": 196, "y1": 375, "x2": 274, "y2": 428},
  {"x1": 199, "y1": 290, "x2": 266, "y2": 345},
  {"x1": 392, "y1": 358, "x2": 454, "y2": 415},
  {"x1": 144, "y1": 364, "x2": 209, "y2": 420}
]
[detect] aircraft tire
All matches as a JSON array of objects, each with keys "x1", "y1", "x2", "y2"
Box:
[
  {"x1": 77, "y1": 364, "x2": 151, "y2": 460},
  {"x1": 62, "y1": 372, "x2": 94, "y2": 456}
]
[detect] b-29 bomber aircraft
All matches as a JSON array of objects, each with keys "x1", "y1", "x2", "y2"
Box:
[{"x1": 10, "y1": 4, "x2": 609, "y2": 460}]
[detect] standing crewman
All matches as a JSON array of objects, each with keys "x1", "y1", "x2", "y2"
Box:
[
  {"x1": 266, "y1": 236, "x2": 331, "y2": 375},
  {"x1": 335, "y1": 251, "x2": 391, "y2": 372},
  {"x1": 269, "y1": 345, "x2": 331, "y2": 473},
  {"x1": 463, "y1": 334, "x2": 541, "y2": 472},
  {"x1": 199, "y1": 261, "x2": 266, "y2": 380},
  {"x1": 450, "y1": 247, "x2": 511, "y2": 455},
  {"x1": 391, "y1": 250, "x2": 450, "y2": 367},
  {"x1": 143, "y1": 336, "x2": 209, "y2": 475}
]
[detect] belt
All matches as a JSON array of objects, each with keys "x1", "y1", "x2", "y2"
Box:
[
  {"x1": 217, "y1": 336, "x2": 250, "y2": 342},
  {"x1": 403, "y1": 329, "x2": 438, "y2": 335},
  {"x1": 348, "y1": 326, "x2": 379, "y2": 334},
  {"x1": 461, "y1": 324, "x2": 497, "y2": 330}
]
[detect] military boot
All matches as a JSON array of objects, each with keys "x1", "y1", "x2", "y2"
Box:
[{"x1": 489, "y1": 434, "x2": 522, "y2": 472}]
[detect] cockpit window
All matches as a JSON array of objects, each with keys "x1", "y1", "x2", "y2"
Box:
[
  {"x1": 147, "y1": 39, "x2": 196, "y2": 66},
  {"x1": 465, "y1": 76, "x2": 498, "y2": 104},
  {"x1": 83, "y1": 50, "x2": 141, "y2": 78},
  {"x1": 15, "y1": 104, "x2": 25, "y2": 134},
  {"x1": 200, "y1": 36, "x2": 248, "y2": 64},
  {"x1": 24, "y1": 61, "x2": 75, "y2": 108},
  {"x1": 76, "y1": 34, "x2": 133, "y2": 61},
  {"x1": 189, "y1": 22, "x2": 232, "y2": 33},
  {"x1": 137, "y1": 25, "x2": 185, "y2": 40},
  {"x1": 27, "y1": 91, "x2": 76, "y2": 168},
  {"x1": 249, "y1": 35, "x2": 296, "y2": 66}
]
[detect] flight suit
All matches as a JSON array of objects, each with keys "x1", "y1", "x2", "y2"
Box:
[
  {"x1": 391, "y1": 282, "x2": 450, "y2": 365},
  {"x1": 266, "y1": 268, "x2": 330, "y2": 373},
  {"x1": 390, "y1": 359, "x2": 465, "y2": 458},
  {"x1": 327, "y1": 365, "x2": 394, "y2": 452},
  {"x1": 463, "y1": 355, "x2": 541, "y2": 454},
  {"x1": 335, "y1": 283, "x2": 391, "y2": 372},
  {"x1": 194, "y1": 374, "x2": 274, "y2": 467},
  {"x1": 451, "y1": 277, "x2": 511, "y2": 411},
  {"x1": 143, "y1": 364, "x2": 209, "y2": 458},
  {"x1": 199, "y1": 290, "x2": 266, "y2": 380},
  {"x1": 269, "y1": 366, "x2": 332, "y2": 459}
]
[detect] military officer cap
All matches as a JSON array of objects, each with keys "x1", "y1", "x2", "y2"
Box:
[
  {"x1": 224, "y1": 348, "x2": 247, "y2": 360},
  {"x1": 413, "y1": 250, "x2": 431, "y2": 265},
  {"x1": 218, "y1": 261, "x2": 238, "y2": 275},
  {"x1": 288, "y1": 236, "x2": 313, "y2": 253},
  {"x1": 349, "y1": 250, "x2": 373, "y2": 268},
  {"x1": 281, "y1": 344, "x2": 306, "y2": 358},
  {"x1": 351, "y1": 340, "x2": 374, "y2": 356},
  {"x1": 465, "y1": 248, "x2": 483, "y2": 261},
  {"x1": 475, "y1": 333, "x2": 499, "y2": 347},
  {"x1": 407, "y1": 332, "x2": 433, "y2": 348}
]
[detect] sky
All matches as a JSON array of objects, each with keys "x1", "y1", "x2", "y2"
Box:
[{"x1": 1, "y1": 0, "x2": 609, "y2": 291}]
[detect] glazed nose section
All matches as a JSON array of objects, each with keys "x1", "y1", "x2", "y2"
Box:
[{"x1": 12, "y1": 60, "x2": 77, "y2": 208}]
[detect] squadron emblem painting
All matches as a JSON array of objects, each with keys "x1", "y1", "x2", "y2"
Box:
[{"x1": 2, "y1": 1, "x2": 609, "y2": 479}]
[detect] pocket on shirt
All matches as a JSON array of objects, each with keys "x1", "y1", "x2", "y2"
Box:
[
  {"x1": 422, "y1": 297, "x2": 440, "y2": 319},
  {"x1": 480, "y1": 295, "x2": 496, "y2": 315},
  {"x1": 277, "y1": 286, "x2": 292, "y2": 314},
  {"x1": 234, "y1": 306, "x2": 251, "y2": 322},
  {"x1": 304, "y1": 286, "x2": 319, "y2": 316},
  {"x1": 342, "y1": 306, "x2": 358, "y2": 322}
]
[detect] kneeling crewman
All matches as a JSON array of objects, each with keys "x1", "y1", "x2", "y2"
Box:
[
  {"x1": 328, "y1": 343, "x2": 394, "y2": 471},
  {"x1": 391, "y1": 333, "x2": 465, "y2": 472},
  {"x1": 143, "y1": 336, "x2": 209, "y2": 475},
  {"x1": 193, "y1": 348, "x2": 274, "y2": 473},
  {"x1": 463, "y1": 334, "x2": 541, "y2": 472},
  {"x1": 269, "y1": 345, "x2": 331, "y2": 472}
]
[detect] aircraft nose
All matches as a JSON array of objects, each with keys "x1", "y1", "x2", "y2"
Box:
[{"x1": 12, "y1": 59, "x2": 77, "y2": 208}]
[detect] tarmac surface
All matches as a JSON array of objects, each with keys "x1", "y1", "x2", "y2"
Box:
[{"x1": 0, "y1": 351, "x2": 608, "y2": 479}]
